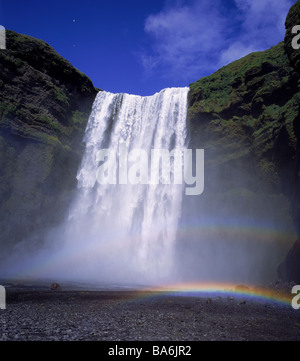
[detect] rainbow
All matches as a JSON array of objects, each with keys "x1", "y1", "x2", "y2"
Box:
[{"x1": 134, "y1": 282, "x2": 293, "y2": 306}]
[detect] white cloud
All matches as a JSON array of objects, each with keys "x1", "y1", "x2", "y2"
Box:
[
  {"x1": 220, "y1": 42, "x2": 258, "y2": 66},
  {"x1": 142, "y1": 0, "x2": 228, "y2": 80},
  {"x1": 219, "y1": 0, "x2": 294, "y2": 66},
  {"x1": 234, "y1": 0, "x2": 293, "y2": 45},
  {"x1": 141, "y1": 0, "x2": 296, "y2": 83}
]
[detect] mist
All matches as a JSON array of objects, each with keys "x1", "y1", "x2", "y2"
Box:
[{"x1": 0, "y1": 88, "x2": 296, "y2": 289}]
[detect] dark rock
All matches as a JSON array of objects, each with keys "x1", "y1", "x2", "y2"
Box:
[
  {"x1": 185, "y1": 41, "x2": 299, "y2": 281},
  {"x1": 184, "y1": 1, "x2": 300, "y2": 283},
  {"x1": 188, "y1": 42, "x2": 299, "y2": 198},
  {"x1": 50, "y1": 283, "x2": 62, "y2": 291},
  {"x1": 282, "y1": 1, "x2": 300, "y2": 283}
]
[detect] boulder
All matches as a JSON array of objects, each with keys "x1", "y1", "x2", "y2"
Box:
[{"x1": 50, "y1": 283, "x2": 62, "y2": 291}]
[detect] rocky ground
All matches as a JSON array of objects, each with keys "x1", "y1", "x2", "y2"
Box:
[{"x1": 0, "y1": 282, "x2": 299, "y2": 342}]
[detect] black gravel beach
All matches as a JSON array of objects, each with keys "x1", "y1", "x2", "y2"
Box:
[{"x1": 1, "y1": 282, "x2": 300, "y2": 342}]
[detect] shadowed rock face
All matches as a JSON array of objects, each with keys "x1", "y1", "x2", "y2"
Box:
[
  {"x1": 279, "y1": 0, "x2": 300, "y2": 283},
  {"x1": 188, "y1": 42, "x2": 299, "y2": 202},
  {"x1": 186, "y1": 1, "x2": 300, "y2": 283},
  {"x1": 0, "y1": 30, "x2": 99, "y2": 251}
]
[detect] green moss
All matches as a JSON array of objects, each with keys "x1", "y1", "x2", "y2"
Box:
[
  {"x1": 52, "y1": 86, "x2": 69, "y2": 106},
  {"x1": 189, "y1": 42, "x2": 290, "y2": 118},
  {"x1": 0, "y1": 101, "x2": 18, "y2": 119},
  {"x1": 72, "y1": 110, "x2": 86, "y2": 126},
  {"x1": 36, "y1": 132, "x2": 62, "y2": 146},
  {"x1": 1, "y1": 53, "x2": 23, "y2": 67}
]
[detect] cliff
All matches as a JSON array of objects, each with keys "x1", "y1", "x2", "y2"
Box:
[
  {"x1": 186, "y1": 0, "x2": 300, "y2": 282},
  {"x1": 0, "y1": 30, "x2": 98, "y2": 252}
]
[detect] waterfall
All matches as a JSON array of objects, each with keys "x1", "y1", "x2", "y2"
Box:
[{"x1": 59, "y1": 87, "x2": 189, "y2": 285}]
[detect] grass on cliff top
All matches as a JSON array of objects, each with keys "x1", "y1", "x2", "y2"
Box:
[
  {"x1": 0, "y1": 30, "x2": 97, "y2": 150},
  {"x1": 189, "y1": 42, "x2": 289, "y2": 114},
  {"x1": 188, "y1": 40, "x2": 299, "y2": 188},
  {"x1": 6, "y1": 30, "x2": 94, "y2": 86}
]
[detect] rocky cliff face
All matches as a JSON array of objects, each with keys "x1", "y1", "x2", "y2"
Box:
[
  {"x1": 186, "y1": 0, "x2": 300, "y2": 283},
  {"x1": 188, "y1": 42, "x2": 299, "y2": 200},
  {"x1": 279, "y1": 0, "x2": 300, "y2": 283},
  {"x1": 0, "y1": 30, "x2": 98, "y2": 253}
]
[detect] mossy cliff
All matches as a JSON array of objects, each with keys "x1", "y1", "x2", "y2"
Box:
[
  {"x1": 186, "y1": 0, "x2": 300, "y2": 282},
  {"x1": 0, "y1": 30, "x2": 98, "y2": 251}
]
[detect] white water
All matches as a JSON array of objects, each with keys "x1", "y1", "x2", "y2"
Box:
[
  {"x1": 1, "y1": 86, "x2": 294, "y2": 287},
  {"x1": 52, "y1": 87, "x2": 190, "y2": 285}
]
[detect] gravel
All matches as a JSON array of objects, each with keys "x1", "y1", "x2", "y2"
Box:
[{"x1": 0, "y1": 283, "x2": 299, "y2": 341}]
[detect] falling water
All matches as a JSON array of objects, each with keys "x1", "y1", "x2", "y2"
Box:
[
  {"x1": 54, "y1": 87, "x2": 190, "y2": 285},
  {"x1": 1, "y1": 86, "x2": 294, "y2": 286}
]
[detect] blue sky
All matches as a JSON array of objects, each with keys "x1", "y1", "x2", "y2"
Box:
[{"x1": 0, "y1": 0, "x2": 297, "y2": 96}]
